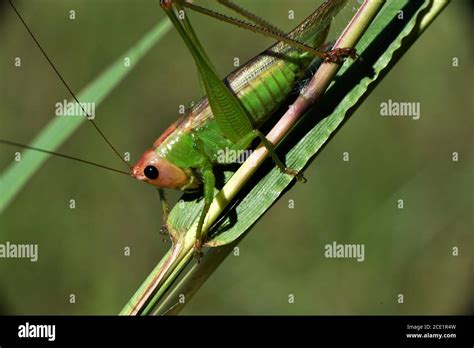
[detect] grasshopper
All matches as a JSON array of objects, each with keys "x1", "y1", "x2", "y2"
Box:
[
  {"x1": 132, "y1": 0, "x2": 355, "y2": 251},
  {"x1": 4, "y1": 0, "x2": 355, "y2": 253}
]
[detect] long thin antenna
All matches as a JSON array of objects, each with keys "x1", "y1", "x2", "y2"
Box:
[
  {"x1": 8, "y1": 0, "x2": 131, "y2": 170},
  {"x1": 0, "y1": 140, "x2": 130, "y2": 176}
]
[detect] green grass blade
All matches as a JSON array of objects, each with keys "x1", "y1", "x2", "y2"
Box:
[{"x1": 0, "y1": 18, "x2": 171, "y2": 213}]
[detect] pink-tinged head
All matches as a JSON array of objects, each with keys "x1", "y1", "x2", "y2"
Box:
[{"x1": 132, "y1": 148, "x2": 198, "y2": 190}]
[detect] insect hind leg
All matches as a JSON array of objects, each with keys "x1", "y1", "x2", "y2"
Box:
[{"x1": 323, "y1": 47, "x2": 358, "y2": 63}]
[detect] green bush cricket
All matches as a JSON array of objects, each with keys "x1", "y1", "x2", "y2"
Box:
[
  {"x1": 3, "y1": 0, "x2": 356, "y2": 254},
  {"x1": 132, "y1": 0, "x2": 355, "y2": 252}
]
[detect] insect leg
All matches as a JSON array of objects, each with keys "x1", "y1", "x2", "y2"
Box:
[
  {"x1": 229, "y1": 130, "x2": 307, "y2": 182},
  {"x1": 194, "y1": 162, "x2": 215, "y2": 258},
  {"x1": 254, "y1": 130, "x2": 307, "y2": 182},
  {"x1": 157, "y1": 188, "x2": 172, "y2": 242}
]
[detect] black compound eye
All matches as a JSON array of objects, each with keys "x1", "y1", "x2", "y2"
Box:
[{"x1": 144, "y1": 165, "x2": 159, "y2": 180}]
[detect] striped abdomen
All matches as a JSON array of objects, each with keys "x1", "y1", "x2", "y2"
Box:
[
  {"x1": 174, "y1": 45, "x2": 313, "y2": 136},
  {"x1": 226, "y1": 46, "x2": 311, "y2": 127}
]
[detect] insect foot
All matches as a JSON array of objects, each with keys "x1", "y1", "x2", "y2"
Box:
[
  {"x1": 193, "y1": 240, "x2": 204, "y2": 263},
  {"x1": 282, "y1": 167, "x2": 307, "y2": 183},
  {"x1": 324, "y1": 47, "x2": 358, "y2": 64},
  {"x1": 295, "y1": 171, "x2": 308, "y2": 183},
  {"x1": 159, "y1": 0, "x2": 173, "y2": 10},
  {"x1": 160, "y1": 223, "x2": 181, "y2": 244},
  {"x1": 159, "y1": 224, "x2": 172, "y2": 243},
  {"x1": 160, "y1": 223, "x2": 169, "y2": 236}
]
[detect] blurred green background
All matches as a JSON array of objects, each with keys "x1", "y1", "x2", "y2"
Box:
[{"x1": 0, "y1": 0, "x2": 472, "y2": 315}]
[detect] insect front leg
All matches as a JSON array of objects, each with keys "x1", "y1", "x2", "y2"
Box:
[{"x1": 157, "y1": 188, "x2": 172, "y2": 242}]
